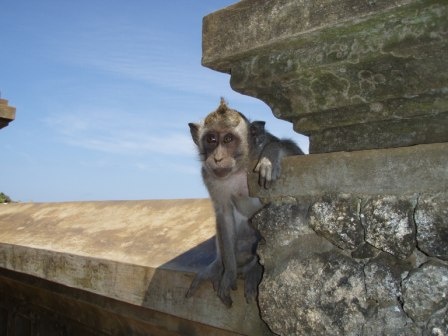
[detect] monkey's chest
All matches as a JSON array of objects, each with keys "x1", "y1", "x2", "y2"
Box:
[
  {"x1": 225, "y1": 170, "x2": 249, "y2": 197},
  {"x1": 207, "y1": 170, "x2": 249, "y2": 200}
]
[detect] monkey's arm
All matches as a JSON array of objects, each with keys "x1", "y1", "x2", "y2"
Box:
[{"x1": 255, "y1": 139, "x2": 303, "y2": 188}]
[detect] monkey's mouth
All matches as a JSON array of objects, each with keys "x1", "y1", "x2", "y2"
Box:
[{"x1": 213, "y1": 168, "x2": 232, "y2": 178}]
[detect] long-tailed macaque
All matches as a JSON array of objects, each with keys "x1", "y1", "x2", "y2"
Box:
[{"x1": 187, "y1": 98, "x2": 303, "y2": 307}]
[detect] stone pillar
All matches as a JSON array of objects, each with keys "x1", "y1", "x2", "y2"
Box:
[
  {"x1": 203, "y1": 1, "x2": 447, "y2": 335},
  {"x1": 0, "y1": 98, "x2": 16, "y2": 129}
]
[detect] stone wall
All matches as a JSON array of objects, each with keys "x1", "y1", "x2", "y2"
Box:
[
  {"x1": 0, "y1": 200, "x2": 271, "y2": 335},
  {"x1": 249, "y1": 146, "x2": 447, "y2": 335},
  {"x1": 204, "y1": 0, "x2": 448, "y2": 335}
]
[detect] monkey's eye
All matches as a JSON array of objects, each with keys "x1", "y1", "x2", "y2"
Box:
[
  {"x1": 223, "y1": 134, "x2": 233, "y2": 144},
  {"x1": 206, "y1": 134, "x2": 217, "y2": 144}
]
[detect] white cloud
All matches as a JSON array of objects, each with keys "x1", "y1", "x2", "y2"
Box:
[
  {"x1": 45, "y1": 108, "x2": 196, "y2": 157},
  {"x1": 47, "y1": 18, "x2": 232, "y2": 98}
]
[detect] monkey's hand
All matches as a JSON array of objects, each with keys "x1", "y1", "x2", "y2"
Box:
[
  {"x1": 254, "y1": 156, "x2": 281, "y2": 189},
  {"x1": 255, "y1": 138, "x2": 302, "y2": 188},
  {"x1": 218, "y1": 270, "x2": 237, "y2": 308}
]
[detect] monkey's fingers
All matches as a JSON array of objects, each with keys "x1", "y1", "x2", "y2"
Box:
[
  {"x1": 219, "y1": 293, "x2": 233, "y2": 308},
  {"x1": 218, "y1": 285, "x2": 233, "y2": 308},
  {"x1": 264, "y1": 166, "x2": 272, "y2": 189},
  {"x1": 255, "y1": 157, "x2": 274, "y2": 189},
  {"x1": 185, "y1": 275, "x2": 202, "y2": 298},
  {"x1": 259, "y1": 164, "x2": 272, "y2": 189}
]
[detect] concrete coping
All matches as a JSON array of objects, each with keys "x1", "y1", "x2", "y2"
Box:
[
  {"x1": 0, "y1": 199, "x2": 269, "y2": 335},
  {"x1": 250, "y1": 142, "x2": 448, "y2": 200}
]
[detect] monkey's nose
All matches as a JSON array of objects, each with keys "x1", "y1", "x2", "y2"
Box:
[{"x1": 214, "y1": 157, "x2": 223, "y2": 163}]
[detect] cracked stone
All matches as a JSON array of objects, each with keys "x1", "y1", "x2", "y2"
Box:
[
  {"x1": 364, "y1": 253, "x2": 412, "y2": 304},
  {"x1": 351, "y1": 242, "x2": 380, "y2": 259},
  {"x1": 363, "y1": 195, "x2": 416, "y2": 259},
  {"x1": 415, "y1": 193, "x2": 448, "y2": 261},
  {"x1": 402, "y1": 261, "x2": 448, "y2": 323},
  {"x1": 258, "y1": 251, "x2": 368, "y2": 336},
  {"x1": 253, "y1": 201, "x2": 334, "y2": 268},
  {"x1": 363, "y1": 305, "x2": 420, "y2": 336},
  {"x1": 424, "y1": 306, "x2": 448, "y2": 336},
  {"x1": 309, "y1": 195, "x2": 364, "y2": 250}
]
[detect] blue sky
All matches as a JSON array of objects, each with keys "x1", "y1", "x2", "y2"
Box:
[{"x1": 0, "y1": 1, "x2": 308, "y2": 202}]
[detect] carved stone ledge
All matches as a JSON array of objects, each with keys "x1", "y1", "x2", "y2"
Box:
[
  {"x1": 203, "y1": 0, "x2": 448, "y2": 153},
  {"x1": 0, "y1": 98, "x2": 16, "y2": 129}
]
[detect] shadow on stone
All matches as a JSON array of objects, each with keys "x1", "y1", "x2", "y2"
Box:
[{"x1": 143, "y1": 237, "x2": 273, "y2": 336}]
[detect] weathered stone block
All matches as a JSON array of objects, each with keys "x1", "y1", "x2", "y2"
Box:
[
  {"x1": 310, "y1": 113, "x2": 448, "y2": 153},
  {"x1": 250, "y1": 143, "x2": 448, "y2": 200},
  {"x1": 203, "y1": 0, "x2": 448, "y2": 152},
  {"x1": 258, "y1": 251, "x2": 368, "y2": 336},
  {"x1": 402, "y1": 261, "x2": 448, "y2": 323},
  {"x1": 364, "y1": 253, "x2": 412, "y2": 304},
  {"x1": 351, "y1": 242, "x2": 380, "y2": 260},
  {"x1": 253, "y1": 201, "x2": 334, "y2": 268},
  {"x1": 424, "y1": 306, "x2": 448, "y2": 336},
  {"x1": 415, "y1": 193, "x2": 448, "y2": 260},
  {"x1": 362, "y1": 195, "x2": 416, "y2": 259},
  {"x1": 362, "y1": 305, "x2": 420, "y2": 336},
  {"x1": 309, "y1": 194, "x2": 363, "y2": 250}
]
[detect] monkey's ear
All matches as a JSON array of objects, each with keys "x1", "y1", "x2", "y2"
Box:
[
  {"x1": 188, "y1": 123, "x2": 201, "y2": 146},
  {"x1": 250, "y1": 121, "x2": 266, "y2": 136}
]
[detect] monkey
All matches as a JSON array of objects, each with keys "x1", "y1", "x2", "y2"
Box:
[{"x1": 186, "y1": 98, "x2": 303, "y2": 307}]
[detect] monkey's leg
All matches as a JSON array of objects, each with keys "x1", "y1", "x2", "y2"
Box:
[
  {"x1": 185, "y1": 258, "x2": 222, "y2": 299},
  {"x1": 215, "y1": 205, "x2": 238, "y2": 308}
]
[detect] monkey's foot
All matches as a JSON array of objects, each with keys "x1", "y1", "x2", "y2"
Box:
[
  {"x1": 244, "y1": 261, "x2": 263, "y2": 303},
  {"x1": 217, "y1": 271, "x2": 237, "y2": 308},
  {"x1": 185, "y1": 261, "x2": 222, "y2": 299}
]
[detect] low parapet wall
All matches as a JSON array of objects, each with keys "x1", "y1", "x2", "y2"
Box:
[{"x1": 0, "y1": 199, "x2": 270, "y2": 335}]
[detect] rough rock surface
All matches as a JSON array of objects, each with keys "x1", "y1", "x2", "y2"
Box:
[
  {"x1": 203, "y1": 0, "x2": 448, "y2": 153},
  {"x1": 309, "y1": 195, "x2": 363, "y2": 250},
  {"x1": 203, "y1": 0, "x2": 448, "y2": 334},
  {"x1": 258, "y1": 251, "x2": 368, "y2": 336},
  {"x1": 254, "y1": 194, "x2": 448, "y2": 336},
  {"x1": 402, "y1": 262, "x2": 448, "y2": 323},
  {"x1": 364, "y1": 253, "x2": 412, "y2": 304},
  {"x1": 363, "y1": 196, "x2": 416, "y2": 259},
  {"x1": 415, "y1": 193, "x2": 448, "y2": 260}
]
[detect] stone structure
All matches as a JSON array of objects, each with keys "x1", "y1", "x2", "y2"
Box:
[
  {"x1": 0, "y1": 98, "x2": 16, "y2": 129},
  {"x1": 1, "y1": 1, "x2": 447, "y2": 335},
  {"x1": 203, "y1": 0, "x2": 448, "y2": 335},
  {"x1": 0, "y1": 200, "x2": 271, "y2": 335}
]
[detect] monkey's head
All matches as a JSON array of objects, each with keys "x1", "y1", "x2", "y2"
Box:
[{"x1": 189, "y1": 98, "x2": 250, "y2": 179}]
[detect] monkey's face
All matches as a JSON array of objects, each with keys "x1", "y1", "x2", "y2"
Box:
[
  {"x1": 189, "y1": 99, "x2": 250, "y2": 179},
  {"x1": 201, "y1": 128, "x2": 246, "y2": 179}
]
